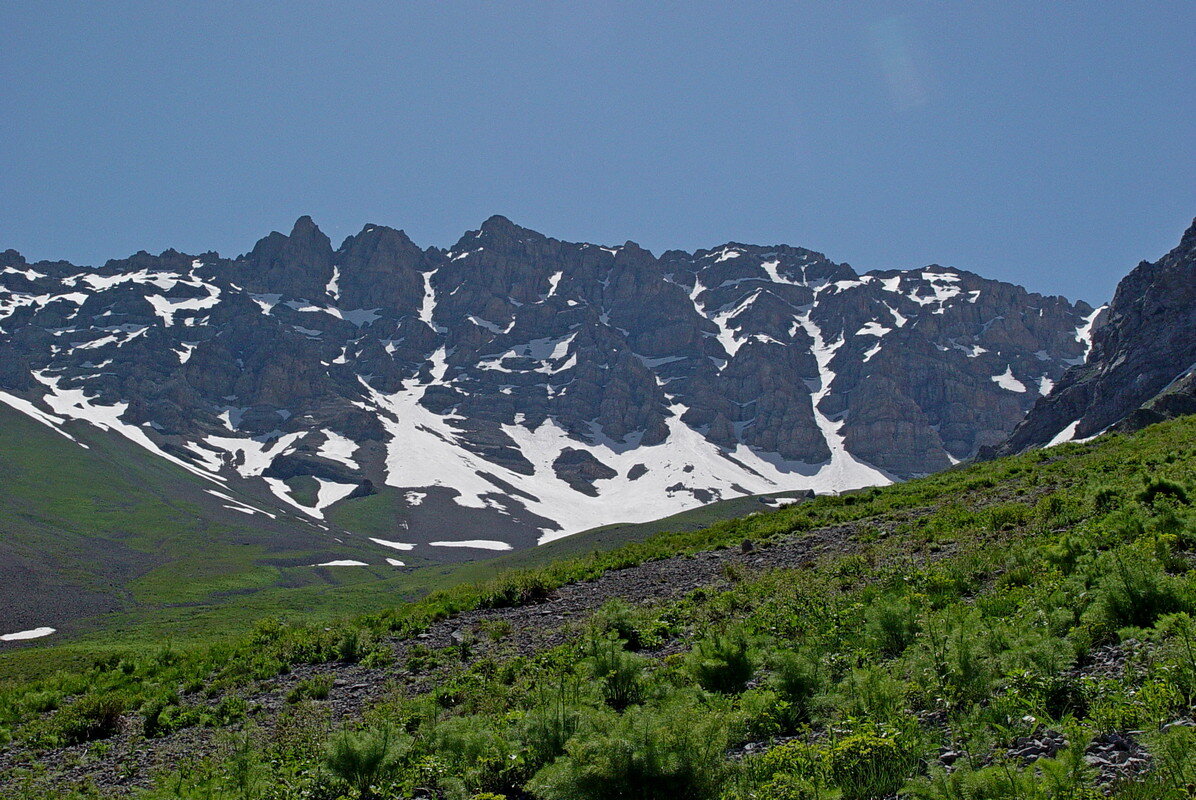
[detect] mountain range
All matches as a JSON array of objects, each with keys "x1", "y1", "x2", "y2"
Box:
[{"x1": 1, "y1": 216, "x2": 1103, "y2": 558}]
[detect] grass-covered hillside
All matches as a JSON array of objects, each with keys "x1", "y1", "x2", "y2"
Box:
[
  {"x1": 2, "y1": 415, "x2": 1195, "y2": 799},
  {"x1": 0, "y1": 402, "x2": 798, "y2": 651}
]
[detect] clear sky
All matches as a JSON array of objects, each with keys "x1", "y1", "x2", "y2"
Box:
[{"x1": 2, "y1": 2, "x2": 1193, "y2": 304}]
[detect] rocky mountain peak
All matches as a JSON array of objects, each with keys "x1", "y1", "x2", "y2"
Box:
[
  {"x1": 997, "y1": 218, "x2": 1195, "y2": 453},
  {"x1": 239, "y1": 216, "x2": 335, "y2": 296}
]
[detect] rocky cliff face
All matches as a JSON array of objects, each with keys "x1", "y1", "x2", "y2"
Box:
[
  {"x1": 0, "y1": 217, "x2": 1094, "y2": 550},
  {"x1": 998, "y1": 219, "x2": 1196, "y2": 454}
]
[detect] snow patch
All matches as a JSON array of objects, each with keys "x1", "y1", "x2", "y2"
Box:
[
  {"x1": 326, "y1": 266, "x2": 341, "y2": 300},
  {"x1": 0, "y1": 390, "x2": 82, "y2": 443},
  {"x1": 1, "y1": 627, "x2": 56, "y2": 641},
  {"x1": 318, "y1": 430, "x2": 360, "y2": 469},
  {"x1": 856, "y1": 321, "x2": 892, "y2": 337},
  {"x1": 35, "y1": 373, "x2": 224, "y2": 483},
  {"x1": 145, "y1": 284, "x2": 221, "y2": 326},
  {"x1": 1068, "y1": 306, "x2": 1105, "y2": 364},
  {"x1": 545, "y1": 270, "x2": 563, "y2": 298},
  {"x1": 1046, "y1": 420, "x2": 1081, "y2": 447},
  {"x1": 429, "y1": 540, "x2": 513, "y2": 551},
  {"x1": 370, "y1": 538, "x2": 415, "y2": 551},
  {"x1": 990, "y1": 367, "x2": 1027, "y2": 393}
]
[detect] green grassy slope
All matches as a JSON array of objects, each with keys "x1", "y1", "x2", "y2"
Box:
[
  {"x1": 0, "y1": 402, "x2": 822, "y2": 648},
  {"x1": 1, "y1": 415, "x2": 1193, "y2": 799},
  {"x1": 0, "y1": 404, "x2": 391, "y2": 641}
]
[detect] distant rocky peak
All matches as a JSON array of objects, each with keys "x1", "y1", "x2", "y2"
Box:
[
  {"x1": 474, "y1": 214, "x2": 545, "y2": 247},
  {"x1": 238, "y1": 216, "x2": 336, "y2": 297},
  {"x1": 0, "y1": 249, "x2": 26, "y2": 268},
  {"x1": 997, "y1": 216, "x2": 1196, "y2": 454},
  {"x1": 338, "y1": 224, "x2": 423, "y2": 264}
]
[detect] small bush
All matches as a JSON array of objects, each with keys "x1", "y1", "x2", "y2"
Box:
[
  {"x1": 522, "y1": 677, "x2": 583, "y2": 771},
  {"x1": 745, "y1": 738, "x2": 827, "y2": 789},
  {"x1": 864, "y1": 593, "x2": 923, "y2": 658},
  {"x1": 587, "y1": 634, "x2": 647, "y2": 710},
  {"x1": 479, "y1": 619, "x2": 513, "y2": 642},
  {"x1": 529, "y1": 701, "x2": 729, "y2": 800},
  {"x1": 917, "y1": 610, "x2": 999, "y2": 708},
  {"x1": 1043, "y1": 533, "x2": 1088, "y2": 576},
  {"x1": 687, "y1": 630, "x2": 756, "y2": 694},
  {"x1": 1093, "y1": 554, "x2": 1188, "y2": 631},
  {"x1": 479, "y1": 573, "x2": 552, "y2": 609},
  {"x1": 53, "y1": 692, "x2": 127, "y2": 744},
  {"x1": 287, "y1": 673, "x2": 334, "y2": 703},
  {"x1": 912, "y1": 762, "x2": 1038, "y2": 799},
  {"x1": 20, "y1": 690, "x2": 62, "y2": 715},
  {"x1": 987, "y1": 503, "x2": 1030, "y2": 532},
  {"x1": 592, "y1": 599, "x2": 646, "y2": 650},
  {"x1": 431, "y1": 714, "x2": 522, "y2": 795},
  {"x1": 1092, "y1": 485, "x2": 1122, "y2": 513},
  {"x1": 1138, "y1": 478, "x2": 1188, "y2": 506},
  {"x1": 828, "y1": 730, "x2": 915, "y2": 800},
  {"x1": 325, "y1": 725, "x2": 409, "y2": 799},
  {"x1": 735, "y1": 689, "x2": 790, "y2": 740},
  {"x1": 756, "y1": 773, "x2": 821, "y2": 800},
  {"x1": 768, "y1": 649, "x2": 824, "y2": 726},
  {"x1": 837, "y1": 667, "x2": 909, "y2": 723}
]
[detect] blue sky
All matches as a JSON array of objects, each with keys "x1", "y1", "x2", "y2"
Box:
[{"x1": 2, "y1": 2, "x2": 1192, "y2": 304}]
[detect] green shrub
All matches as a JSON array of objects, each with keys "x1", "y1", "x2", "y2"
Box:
[
  {"x1": 336, "y1": 628, "x2": 365, "y2": 662},
  {"x1": 479, "y1": 619, "x2": 513, "y2": 642},
  {"x1": 587, "y1": 634, "x2": 648, "y2": 710},
  {"x1": 479, "y1": 573, "x2": 552, "y2": 609},
  {"x1": 836, "y1": 667, "x2": 909, "y2": 723},
  {"x1": 745, "y1": 739, "x2": 827, "y2": 789},
  {"x1": 592, "y1": 599, "x2": 647, "y2": 650},
  {"x1": 756, "y1": 773, "x2": 821, "y2": 800},
  {"x1": 1092, "y1": 485, "x2": 1122, "y2": 513},
  {"x1": 864, "y1": 593, "x2": 923, "y2": 658},
  {"x1": 1138, "y1": 477, "x2": 1188, "y2": 506},
  {"x1": 53, "y1": 692, "x2": 127, "y2": 744},
  {"x1": 287, "y1": 673, "x2": 334, "y2": 703},
  {"x1": 912, "y1": 762, "x2": 1038, "y2": 799},
  {"x1": 522, "y1": 677, "x2": 584, "y2": 771},
  {"x1": 735, "y1": 689, "x2": 790, "y2": 740},
  {"x1": 431, "y1": 714, "x2": 523, "y2": 795},
  {"x1": 1093, "y1": 554, "x2": 1188, "y2": 630},
  {"x1": 325, "y1": 725, "x2": 409, "y2": 799},
  {"x1": 141, "y1": 694, "x2": 174, "y2": 738},
  {"x1": 768, "y1": 649, "x2": 824, "y2": 726},
  {"x1": 828, "y1": 730, "x2": 916, "y2": 800},
  {"x1": 1043, "y1": 533, "x2": 1088, "y2": 575},
  {"x1": 686, "y1": 630, "x2": 756, "y2": 694},
  {"x1": 529, "y1": 701, "x2": 729, "y2": 800},
  {"x1": 20, "y1": 690, "x2": 62, "y2": 715},
  {"x1": 1155, "y1": 613, "x2": 1196, "y2": 707},
  {"x1": 917, "y1": 609, "x2": 999, "y2": 708},
  {"x1": 987, "y1": 503, "x2": 1030, "y2": 532}
]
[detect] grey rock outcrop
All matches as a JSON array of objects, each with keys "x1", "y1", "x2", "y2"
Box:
[{"x1": 999, "y1": 218, "x2": 1196, "y2": 453}]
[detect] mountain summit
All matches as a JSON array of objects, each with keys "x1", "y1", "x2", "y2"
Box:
[{"x1": 998, "y1": 218, "x2": 1196, "y2": 453}]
